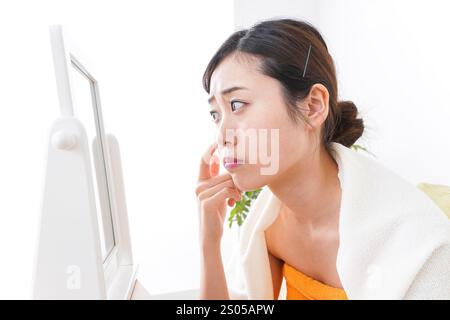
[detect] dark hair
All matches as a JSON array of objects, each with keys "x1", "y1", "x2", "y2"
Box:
[{"x1": 202, "y1": 18, "x2": 364, "y2": 149}]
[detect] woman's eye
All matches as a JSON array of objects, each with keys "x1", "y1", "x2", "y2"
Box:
[
  {"x1": 209, "y1": 101, "x2": 246, "y2": 123},
  {"x1": 209, "y1": 110, "x2": 219, "y2": 123},
  {"x1": 231, "y1": 100, "x2": 246, "y2": 112}
]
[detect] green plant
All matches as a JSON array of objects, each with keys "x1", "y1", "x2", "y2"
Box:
[
  {"x1": 227, "y1": 189, "x2": 262, "y2": 228},
  {"x1": 227, "y1": 143, "x2": 370, "y2": 228},
  {"x1": 350, "y1": 144, "x2": 376, "y2": 157}
]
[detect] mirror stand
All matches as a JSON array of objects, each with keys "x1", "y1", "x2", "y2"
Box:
[{"x1": 33, "y1": 116, "x2": 137, "y2": 299}]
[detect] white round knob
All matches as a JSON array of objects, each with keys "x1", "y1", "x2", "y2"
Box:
[{"x1": 51, "y1": 131, "x2": 77, "y2": 150}]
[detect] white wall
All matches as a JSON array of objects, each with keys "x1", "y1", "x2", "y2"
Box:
[
  {"x1": 234, "y1": 0, "x2": 319, "y2": 31},
  {"x1": 0, "y1": 0, "x2": 234, "y2": 298},
  {"x1": 234, "y1": 0, "x2": 450, "y2": 185}
]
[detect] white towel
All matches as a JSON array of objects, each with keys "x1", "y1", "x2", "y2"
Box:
[{"x1": 224, "y1": 142, "x2": 450, "y2": 299}]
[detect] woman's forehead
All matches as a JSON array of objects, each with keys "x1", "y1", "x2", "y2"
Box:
[{"x1": 209, "y1": 54, "x2": 265, "y2": 94}]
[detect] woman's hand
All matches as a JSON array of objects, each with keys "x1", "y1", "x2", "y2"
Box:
[{"x1": 196, "y1": 143, "x2": 242, "y2": 245}]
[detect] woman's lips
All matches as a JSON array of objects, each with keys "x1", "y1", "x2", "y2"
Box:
[{"x1": 223, "y1": 156, "x2": 244, "y2": 170}]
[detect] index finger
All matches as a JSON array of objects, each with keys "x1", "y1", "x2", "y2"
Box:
[{"x1": 198, "y1": 142, "x2": 218, "y2": 181}]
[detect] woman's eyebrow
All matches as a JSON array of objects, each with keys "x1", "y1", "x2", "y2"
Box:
[{"x1": 208, "y1": 86, "x2": 249, "y2": 105}]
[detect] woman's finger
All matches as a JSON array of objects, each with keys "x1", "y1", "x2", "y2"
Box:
[
  {"x1": 206, "y1": 187, "x2": 242, "y2": 205},
  {"x1": 198, "y1": 142, "x2": 218, "y2": 181},
  {"x1": 195, "y1": 173, "x2": 232, "y2": 196},
  {"x1": 210, "y1": 153, "x2": 220, "y2": 177},
  {"x1": 198, "y1": 179, "x2": 238, "y2": 201}
]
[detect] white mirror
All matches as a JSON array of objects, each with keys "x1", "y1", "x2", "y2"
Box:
[
  {"x1": 70, "y1": 57, "x2": 115, "y2": 262},
  {"x1": 33, "y1": 25, "x2": 136, "y2": 300}
]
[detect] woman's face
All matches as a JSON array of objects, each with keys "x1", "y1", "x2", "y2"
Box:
[{"x1": 208, "y1": 53, "x2": 321, "y2": 192}]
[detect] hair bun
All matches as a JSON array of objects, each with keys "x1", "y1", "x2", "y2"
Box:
[{"x1": 332, "y1": 100, "x2": 364, "y2": 147}]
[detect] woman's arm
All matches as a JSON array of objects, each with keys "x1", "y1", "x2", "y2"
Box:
[
  {"x1": 199, "y1": 241, "x2": 230, "y2": 300},
  {"x1": 196, "y1": 143, "x2": 241, "y2": 300}
]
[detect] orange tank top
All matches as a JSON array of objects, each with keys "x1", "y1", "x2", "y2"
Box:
[{"x1": 282, "y1": 262, "x2": 348, "y2": 300}]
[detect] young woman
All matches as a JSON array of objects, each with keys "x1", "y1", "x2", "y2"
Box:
[{"x1": 195, "y1": 19, "x2": 450, "y2": 300}]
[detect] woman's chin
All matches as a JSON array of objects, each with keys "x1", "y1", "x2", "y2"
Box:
[{"x1": 230, "y1": 171, "x2": 267, "y2": 192}]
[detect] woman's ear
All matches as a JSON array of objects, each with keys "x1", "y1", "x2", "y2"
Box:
[{"x1": 298, "y1": 83, "x2": 329, "y2": 130}]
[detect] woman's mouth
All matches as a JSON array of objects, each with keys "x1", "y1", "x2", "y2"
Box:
[{"x1": 223, "y1": 157, "x2": 244, "y2": 170}]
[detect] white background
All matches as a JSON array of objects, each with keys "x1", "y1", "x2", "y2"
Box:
[{"x1": 1, "y1": 0, "x2": 449, "y2": 299}]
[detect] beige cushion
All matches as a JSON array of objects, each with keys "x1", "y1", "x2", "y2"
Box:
[{"x1": 417, "y1": 182, "x2": 450, "y2": 219}]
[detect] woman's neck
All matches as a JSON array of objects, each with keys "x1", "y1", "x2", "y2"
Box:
[{"x1": 267, "y1": 144, "x2": 342, "y2": 228}]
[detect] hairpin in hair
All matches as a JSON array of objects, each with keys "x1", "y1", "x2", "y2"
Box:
[{"x1": 302, "y1": 44, "x2": 312, "y2": 78}]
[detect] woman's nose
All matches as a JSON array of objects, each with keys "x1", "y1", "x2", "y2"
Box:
[
  {"x1": 217, "y1": 126, "x2": 238, "y2": 149},
  {"x1": 216, "y1": 115, "x2": 238, "y2": 148}
]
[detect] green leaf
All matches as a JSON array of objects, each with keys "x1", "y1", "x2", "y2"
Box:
[
  {"x1": 228, "y1": 187, "x2": 262, "y2": 228},
  {"x1": 351, "y1": 143, "x2": 376, "y2": 157}
]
